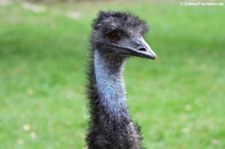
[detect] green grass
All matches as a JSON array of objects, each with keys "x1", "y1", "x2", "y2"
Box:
[{"x1": 0, "y1": 1, "x2": 225, "y2": 149}]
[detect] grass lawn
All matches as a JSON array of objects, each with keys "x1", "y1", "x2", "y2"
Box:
[{"x1": 0, "y1": 1, "x2": 225, "y2": 149}]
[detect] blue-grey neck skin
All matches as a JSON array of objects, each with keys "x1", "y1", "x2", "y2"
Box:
[
  {"x1": 94, "y1": 50, "x2": 130, "y2": 119},
  {"x1": 86, "y1": 49, "x2": 143, "y2": 148}
]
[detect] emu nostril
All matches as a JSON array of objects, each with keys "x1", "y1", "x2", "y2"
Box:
[{"x1": 138, "y1": 48, "x2": 147, "y2": 52}]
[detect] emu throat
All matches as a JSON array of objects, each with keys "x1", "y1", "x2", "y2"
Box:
[{"x1": 94, "y1": 50, "x2": 129, "y2": 118}]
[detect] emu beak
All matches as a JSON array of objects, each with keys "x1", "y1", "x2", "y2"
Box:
[{"x1": 129, "y1": 36, "x2": 157, "y2": 59}]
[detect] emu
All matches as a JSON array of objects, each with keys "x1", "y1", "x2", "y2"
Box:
[{"x1": 86, "y1": 11, "x2": 157, "y2": 149}]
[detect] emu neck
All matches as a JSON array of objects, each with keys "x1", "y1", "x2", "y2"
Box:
[{"x1": 94, "y1": 50, "x2": 130, "y2": 119}]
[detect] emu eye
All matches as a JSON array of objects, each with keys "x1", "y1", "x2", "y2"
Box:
[{"x1": 107, "y1": 31, "x2": 121, "y2": 43}]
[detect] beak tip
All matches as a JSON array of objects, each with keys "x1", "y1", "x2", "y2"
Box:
[
  {"x1": 148, "y1": 53, "x2": 157, "y2": 60},
  {"x1": 150, "y1": 56, "x2": 157, "y2": 60}
]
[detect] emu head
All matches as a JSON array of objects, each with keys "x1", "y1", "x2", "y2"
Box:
[{"x1": 91, "y1": 11, "x2": 157, "y2": 59}]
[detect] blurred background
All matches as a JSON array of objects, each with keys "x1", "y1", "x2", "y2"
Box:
[{"x1": 0, "y1": 0, "x2": 225, "y2": 148}]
